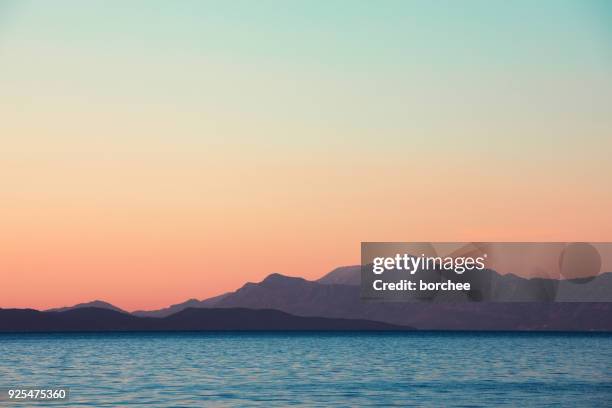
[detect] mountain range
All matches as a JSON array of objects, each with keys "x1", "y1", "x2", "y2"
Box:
[
  {"x1": 5, "y1": 266, "x2": 612, "y2": 332},
  {"x1": 0, "y1": 307, "x2": 406, "y2": 332}
]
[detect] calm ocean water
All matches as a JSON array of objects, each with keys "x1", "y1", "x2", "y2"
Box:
[{"x1": 0, "y1": 332, "x2": 611, "y2": 407}]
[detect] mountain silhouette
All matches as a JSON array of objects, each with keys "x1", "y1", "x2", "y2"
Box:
[
  {"x1": 0, "y1": 307, "x2": 408, "y2": 332},
  {"x1": 45, "y1": 300, "x2": 127, "y2": 314},
  {"x1": 132, "y1": 293, "x2": 230, "y2": 317},
  {"x1": 204, "y1": 270, "x2": 612, "y2": 331},
  {"x1": 33, "y1": 266, "x2": 612, "y2": 331}
]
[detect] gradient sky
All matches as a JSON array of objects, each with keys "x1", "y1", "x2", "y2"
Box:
[{"x1": 1, "y1": 0, "x2": 611, "y2": 311}]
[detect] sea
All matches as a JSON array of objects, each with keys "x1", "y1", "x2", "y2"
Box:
[{"x1": 0, "y1": 332, "x2": 611, "y2": 407}]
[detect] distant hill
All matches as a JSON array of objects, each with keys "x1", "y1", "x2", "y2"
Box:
[
  {"x1": 0, "y1": 307, "x2": 408, "y2": 332},
  {"x1": 132, "y1": 293, "x2": 230, "y2": 318},
  {"x1": 134, "y1": 266, "x2": 363, "y2": 317},
  {"x1": 46, "y1": 300, "x2": 126, "y2": 314}
]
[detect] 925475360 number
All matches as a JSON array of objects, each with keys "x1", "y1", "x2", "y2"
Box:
[{"x1": 5, "y1": 388, "x2": 69, "y2": 401}]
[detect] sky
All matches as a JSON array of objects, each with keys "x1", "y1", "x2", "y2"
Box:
[{"x1": 1, "y1": 0, "x2": 611, "y2": 311}]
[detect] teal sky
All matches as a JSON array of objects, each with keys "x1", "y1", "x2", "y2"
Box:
[{"x1": 2, "y1": 0, "x2": 610, "y2": 159}]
